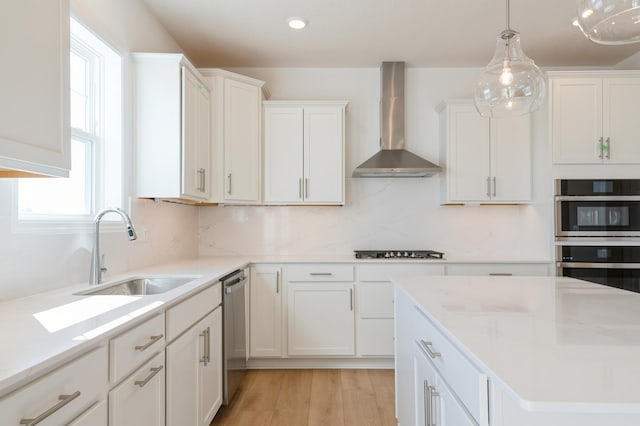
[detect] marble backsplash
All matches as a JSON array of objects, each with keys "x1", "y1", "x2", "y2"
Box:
[{"x1": 198, "y1": 177, "x2": 552, "y2": 261}]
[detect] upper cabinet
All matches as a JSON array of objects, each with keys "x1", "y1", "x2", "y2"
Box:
[
  {"x1": 134, "y1": 54, "x2": 211, "y2": 203},
  {"x1": 200, "y1": 69, "x2": 266, "y2": 204},
  {"x1": 0, "y1": 0, "x2": 70, "y2": 177},
  {"x1": 549, "y1": 71, "x2": 640, "y2": 164},
  {"x1": 437, "y1": 99, "x2": 531, "y2": 204},
  {"x1": 264, "y1": 101, "x2": 347, "y2": 205}
]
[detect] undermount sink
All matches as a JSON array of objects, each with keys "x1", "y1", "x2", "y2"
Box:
[{"x1": 76, "y1": 276, "x2": 198, "y2": 296}]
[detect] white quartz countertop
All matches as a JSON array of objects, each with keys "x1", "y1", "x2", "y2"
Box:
[
  {"x1": 394, "y1": 275, "x2": 640, "y2": 413},
  {"x1": 0, "y1": 256, "x2": 249, "y2": 397}
]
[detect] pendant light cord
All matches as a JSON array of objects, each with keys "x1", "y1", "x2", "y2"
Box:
[{"x1": 506, "y1": 0, "x2": 510, "y2": 31}]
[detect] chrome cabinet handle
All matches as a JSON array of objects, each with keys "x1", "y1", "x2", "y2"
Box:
[
  {"x1": 276, "y1": 271, "x2": 280, "y2": 294},
  {"x1": 489, "y1": 272, "x2": 513, "y2": 276},
  {"x1": 305, "y1": 178, "x2": 309, "y2": 198},
  {"x1": 492, "y1": 177, "x2": 496, "y2": 197},
  {"x1": 604, "y1": 137, "x2": 611, "y2": 159},
  {"x1": 309, "y1": 272, "x2": 332, "y2": 276},
  {"x1": 227, "y1": 173, "x2": 232, "y2": 195},
  {"x1": 19, "y1": 391, "x2": 81, "y2": 425},
  {"x1": 299, "y1": 178, "x2": 303, "y2": 199},
  {"x1": 486, "y1": 177, "x2": 491, "y2": 197},
  {"x1": 200, "y1": 327, "x2": 211, "y2": 365},
  {"x1": 350, "y1": 288, "x2": 354, "y2": 311},
  {"x1": 134, "y1": 365, "x2": 163, "y2": 388},
  {"x1": 424, "y1": 380, "x2": 430, "y2": 426},
  {"x1": 201, "y1": 169, "x2": 206, "y2": 192},
  {"x1": 429, "y1": 385, "x2": 440, "y2": 426},
  {"x1": 419, "y1": 340, "x2": 441, "y2": 359},
  {"x1": 597, "y1": 136, "x2": 604, "y2": 159},
  {"x1": 135, "y1": 334, "x2": 164, "y2": 351}
]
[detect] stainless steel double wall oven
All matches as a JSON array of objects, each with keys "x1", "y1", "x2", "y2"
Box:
[{"x1": 556, "y1": 179, "x2": 640, "y2": 293}]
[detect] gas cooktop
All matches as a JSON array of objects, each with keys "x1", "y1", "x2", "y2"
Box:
[{"x1": 354, "y1": 250, "x2": 445, "y2": 260}]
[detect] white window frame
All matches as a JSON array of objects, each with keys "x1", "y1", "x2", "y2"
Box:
[{"x1": 12, "y1": 17, "x2": 125, "y2": 234}]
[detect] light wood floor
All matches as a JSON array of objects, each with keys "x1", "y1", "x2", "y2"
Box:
[{"x1": 211, "y1": 369, "x2": 397, "y2": 426}]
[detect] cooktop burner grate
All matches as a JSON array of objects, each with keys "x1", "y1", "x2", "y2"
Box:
[{"x1": 354, "y1": 250, "x2": 444, "y2": 260}]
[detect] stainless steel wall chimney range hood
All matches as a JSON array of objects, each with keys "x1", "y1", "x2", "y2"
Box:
[{"x1": 352, "y1": 62, "x2": 442, "y2": 178}]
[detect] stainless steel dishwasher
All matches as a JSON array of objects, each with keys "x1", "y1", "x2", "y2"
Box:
[{"x1": 220, "y1": 269, "x2": 247, "y2": 405}]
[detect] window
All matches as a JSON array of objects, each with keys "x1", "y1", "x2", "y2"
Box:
[{"x1": 17, "y1": 17, "x2": 123, "y2": 222}]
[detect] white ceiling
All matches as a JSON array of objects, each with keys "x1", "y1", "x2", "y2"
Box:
[{"x1": 141, "y1": 0, "x2": 640, "y2": 68}]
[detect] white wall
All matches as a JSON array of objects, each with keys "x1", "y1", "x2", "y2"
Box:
[
  {"x1": 198, "y1": 67, "x2": 554, "y2": 260},
  {"x1": 0, "y1": 0, "x2": 198, "y2": 300}
]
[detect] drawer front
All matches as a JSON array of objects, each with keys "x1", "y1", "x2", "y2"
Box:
[
  {"x1": 68, "y1": 400, "x2": 107, "y2": 426},
  {"x1": 0, "y1": 345, "x2": 108, "y2": 425},
  {"x1": 108, "y1": 351, "x2": 165, "y2": 426},
  {"x1": 110, "y1": 314, "x2": 165, "y2": 384},
  {"x1": 414, "y1": 307, "x2": 488, "y2": 425},
  {"x1": 446, "y1": 263, "x2": 550, "y2": 276},
  {"x1": 166, "y1": 283, "x2": 221, "y2": 342},
  {"x1": 288, "y1": 264, "x2": 354, "y2": 282},
  {"x1": 356, "y1": 263, "x2": 446, "y2": 282},
  {"x1": 356, "y1": 282, "x2": 393, "y2": 318}
]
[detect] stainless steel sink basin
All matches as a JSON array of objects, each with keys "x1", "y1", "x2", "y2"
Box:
[{"x1": 76, "y1": 276, "x2": 198, "y2": 296}]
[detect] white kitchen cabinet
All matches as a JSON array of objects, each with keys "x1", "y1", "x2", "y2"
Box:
[
  {"x1": 166, "y1": 306, "x2": 222, "y2": 426},
  {"x1": 200, "y1": 69, "x2": 266, "y2": 204},
  {"x1": 549, "y1": 72, "x2": 640, "y2": 164},
  {"x1": 109, "y1": 352, "x2": 165, "y2": 426},
  {"x1": 134, "y1": 53, "x2": 211, "y2": 203},
  {"x1": 0, "y1": 346, "x2": 108, "y2": 425},
  {"x1": 437, "y1": 99, "x2": 531, "y2": 204},
  {"x1": 249, "y1": 266, "x2": 283, "y2": 357},
  {"x1": 264, "y1": 101, "x2": 347, "y2": 205},
  {"x1": 287, "y1": 264, "x2": 355, "y2": 356},
  {"x1": 0, "y1": 0, "x2": 71, "y2": 177},
  {"x1": 355, "y1": 263, "x2": 445, "y2": 357},
  {"x1": 288, "y1": 282, "x2": 355, "y2": 356}
]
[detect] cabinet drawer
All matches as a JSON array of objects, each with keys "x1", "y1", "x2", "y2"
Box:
[
  {"x1": 166, "y1": 283, "x2": 221, "y2": 341},
  {"x1": 108, "y1": 351, "x2": 165, "y2": 426},
  {"x1": 446, "y1": 263, "x2": 550, "y2": 276},
  {"x1": 110, "y1": 314, "x2": 165, "y2": 384},
  {"x1": 0, "y1": 345, "x2": 108, "y2": 425},
  {"x1": 414, "y1": 306, "x2": 488, "y2": 425},
  {"x1": 356, "y1": 263, "x2": 445, "y2": 281},
  {"x1": 288, "y1": 264, "x2": 353, "y2": 282}
]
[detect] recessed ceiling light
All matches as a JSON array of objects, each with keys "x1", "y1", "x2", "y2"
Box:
[{"x1": 287, "y1": 17, "x2": 307, "y2": 30}]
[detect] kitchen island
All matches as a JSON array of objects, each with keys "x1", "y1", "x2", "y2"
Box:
[{"x1": 394, "y1": 275, "x2": 640, "y2": 426}]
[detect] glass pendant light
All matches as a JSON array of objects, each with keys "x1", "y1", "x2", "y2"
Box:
[
  {"x1": 575, "y1": 0, "x2": 640, "y2": 44},
  {"x1": 474, "y1": 0, "x2": 546, "y2": 118}
]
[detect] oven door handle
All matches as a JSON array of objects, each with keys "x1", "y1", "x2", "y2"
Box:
[
  {"x1": 555, "y1": 195, "x2": 640, "y2": 201},
  {"x1": 559, "y1": 262, "x2": 640, "y2": 269}
]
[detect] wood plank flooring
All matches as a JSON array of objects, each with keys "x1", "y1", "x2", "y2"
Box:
[{"x1": 211, "y1": 369, "x2": 397, "y2": 426}]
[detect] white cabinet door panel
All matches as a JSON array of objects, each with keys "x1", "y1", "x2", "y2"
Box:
[
  {"x1": 491, "y1": 114, "x2": 531, "y2": 201},
  {"x1": 250, "y1": 266, "x2": 283, "y2": 357},
  {"x1": 0, "y1": 0, "x2": 70, "y2": 177},
  {"x1": 288, "y1": 282, "x2": 355, "y2": 356},
  {"x1": 200, "y1": 307, "x2": 223, "y2": 425},
  {"x1": 604, "y1": 78, "x2": 640, "y2": 164}
]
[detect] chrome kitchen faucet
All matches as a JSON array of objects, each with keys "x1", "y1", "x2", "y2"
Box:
[{"x1": 90, "y1": 207, "x2": 137, "y2": 285}]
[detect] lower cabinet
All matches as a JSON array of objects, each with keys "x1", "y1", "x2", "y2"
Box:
[
  {"x1": 445, "y1": 263, "x2": 551, "y2": 276},
  {"x1": 0, "y1": 345, "x2": 108, "y2": 426},
  {"x1": 249, "y1": 266, "x2": 282, "y2": 357},
  {"x1": 166, "y1": 306, "x2": 223, "y2": 426},
  {"x1": 414, "y1": 341, "x2": 476, "y2": 426},
  {"x1": 109, "y1": 351, "x2": 165, "y2": 426},
  {"x1": 287, "y1": 282, "x2": 355, "y2": 356},
  {"x1": 69, "y1": 400, "x2": 108, "y2": 426}
]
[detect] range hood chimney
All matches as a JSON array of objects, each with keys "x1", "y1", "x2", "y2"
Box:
[{"x1": 352, "y1": 62, "x2": 442, "y2": 178}]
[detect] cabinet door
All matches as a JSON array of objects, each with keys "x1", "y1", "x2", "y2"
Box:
[
  {"x1": 109, "y1": 352, "x2": 165, "y2": 426},
  {"x1": 288, "y1": 282, "x2": 355, "y2": 356},
  {"x1": 447, "y1": 105, "x2": 491, "y2": 202},
  {"x1": 0, "y1": 0, "x2": 70, "y2": 177},
  {"x1": 250, "y1": 266, "x2": 283, "y2": 357},
  {"x1": 182, "y1": 67, "x2": 211, "y2": 200},
  {"x1": 356, "y1": 282, "x2": 394, "y2": 356},
  {"x1": 264, "y1": 107, "x2": 304, "y2": 203},
  {"x1": 551, "y1": 78, "x2": 603, "y2": 164},
  {"x1": 304, "y1": 106, "x2": 344, "y2": 204},
  {"x1": 491, "y1": 114, "x2": 531, "y2": 202},
  {"x1": 223, "y1": 78, "x2": 261, "y2": 203},
  {"x1": 166, "y1": 323, "x2": 199, "y2": 426},
  {"x1": 603, "y1": 78, "x2": 640, "y2": 164},
  {"x1": 199, "y1": 307, "x2": 223, "y2": 425}
]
